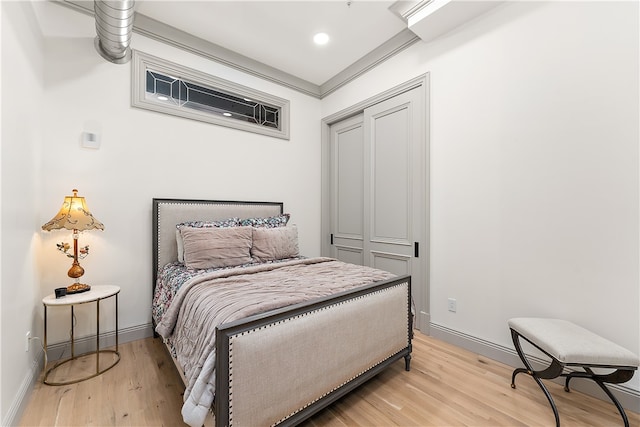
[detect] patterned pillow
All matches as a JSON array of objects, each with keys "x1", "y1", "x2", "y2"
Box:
[
  {"x1": 239, "y1": 213, "x2": 290, "y2": 228},
  {"x1": 176, "y1": 217, "x2": 240, "y2": 263},
  {"x1": 176, "y1": 217, "x2": 240, "y2": 229}
]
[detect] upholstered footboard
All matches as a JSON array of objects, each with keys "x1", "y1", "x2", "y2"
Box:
[{"x1": 216, "y1": 275, "x2": 412, "y2": 427}]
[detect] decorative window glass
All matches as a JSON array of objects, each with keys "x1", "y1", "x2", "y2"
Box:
[{"x1": 132, "y1": 51, "x2": 290, "y2": 140}]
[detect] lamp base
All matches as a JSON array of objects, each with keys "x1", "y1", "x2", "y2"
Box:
[{"x1": 67, "y1": 283, "x2": 91, "y2": 294}]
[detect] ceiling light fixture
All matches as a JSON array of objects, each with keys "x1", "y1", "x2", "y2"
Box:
[
  {"x1": 157, "y1": 96, "x2": 168, "y2": 101},
  {"x1": 313, "y1": 32, "x2": 330, "y2": 46}
]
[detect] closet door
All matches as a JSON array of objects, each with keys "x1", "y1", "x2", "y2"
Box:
[
  {"x1": 329, "y1": 87, "x2": 423, "y2": 278},
  {"x1": 324, "y1": 77, "x2": 428, "y2": 332},
  {"x1": 329, "y1": 114, "x2": 365, "y2": 265},
  {"x1": 364, "y1": 87, "x2": 423, "y2": 287}
]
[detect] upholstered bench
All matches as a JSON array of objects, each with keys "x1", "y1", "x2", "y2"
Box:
[{"x1": 508, "y1": 318, "x2": 639, "y2": 427}]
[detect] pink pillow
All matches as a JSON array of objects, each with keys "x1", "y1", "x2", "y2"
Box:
[
  {"x1": 251, "y1": 225, "x2": 299, "y2": 262},
  {"x1": 181, "y1": 226, "x2": 252, "y2": 269}
]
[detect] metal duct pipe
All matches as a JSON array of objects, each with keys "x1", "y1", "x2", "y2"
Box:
[{"x1": 94, "y1": 0, "x2": 135, "y2": 64}]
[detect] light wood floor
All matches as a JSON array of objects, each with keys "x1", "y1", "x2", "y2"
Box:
[{"x1": 20, "y1": 333, "x2": 639, "y2": 426}]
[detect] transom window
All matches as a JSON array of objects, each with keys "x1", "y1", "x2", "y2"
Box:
[{"x1": 132, "y1": 51, "x2": 290, "y2": 139}]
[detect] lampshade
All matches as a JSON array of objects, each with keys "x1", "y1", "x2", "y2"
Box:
[
  {"x1": 42, "y1": 189, "x2": 104, "y2": 232},
  {"x1": 42, "y1": 189, "x2": 104, "y2": 294}
]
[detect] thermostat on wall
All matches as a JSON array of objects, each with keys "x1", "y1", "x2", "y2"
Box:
[{"x1": 81, "y1": 131, "x2": 101, "y2": 149}]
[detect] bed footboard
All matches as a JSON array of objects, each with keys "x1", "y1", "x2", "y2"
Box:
[{"x1": 216, "y1": 275, "x2": 412, "y2": 427}]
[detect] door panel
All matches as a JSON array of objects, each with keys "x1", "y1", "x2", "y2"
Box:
[
  {"x1": 336, "y1": 247, "x2": 364, "y2": 266},
  {"x1": 371, "y1": 252, "x2": 411, "y2": 277},
  {"x1": 330, "y1": 114, "x2": 364, "y2": 263},
  {"x1": 364, "y1": 89, "x2": 421, "y2": 284},
  {"x1": 371, "y1": 104, "x2": 411, "y2": 244}
]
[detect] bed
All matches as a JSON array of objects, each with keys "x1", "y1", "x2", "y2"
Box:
[{"x1": 152, "y1": 198, "x2": 413, "y2": 427}]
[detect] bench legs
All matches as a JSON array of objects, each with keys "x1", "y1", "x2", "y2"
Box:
[
  {"x1": 564, "y1": 367, "x2": 635, "y2": 427},
  {"x1": 510, "y1": 328, "x2": 635, "y2": 427},
  {"x1": 510, "y1": 329, "x2": 563, "y2": 426}
]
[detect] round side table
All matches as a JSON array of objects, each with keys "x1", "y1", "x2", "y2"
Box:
[{"x1": 42, "y1": 285, "x2": 120, "y2": 385}]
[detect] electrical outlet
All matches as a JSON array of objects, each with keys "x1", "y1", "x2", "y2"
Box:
[
  {"x1": 25, "y1": 331, "x2": 31, "y2": 352},
  {"x1": 447, "y1": 298, "x2": 457, "y2": 313}
]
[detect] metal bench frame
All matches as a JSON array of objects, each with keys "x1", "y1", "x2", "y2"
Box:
[{"x1": 510, "y1": 328, "x2": 637, "y2": 427}]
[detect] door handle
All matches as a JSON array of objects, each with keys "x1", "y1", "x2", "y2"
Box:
[{"x1": 414, "y1": 242, "x2": 419, "y2": 258}]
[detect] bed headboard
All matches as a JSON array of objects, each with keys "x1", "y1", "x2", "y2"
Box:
[{"x1": 152, "y1": 198, "x2": 284, "y2": 290}]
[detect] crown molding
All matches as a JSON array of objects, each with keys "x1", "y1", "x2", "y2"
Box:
[
  {"x1": 132, "y1": 12, "x2": 321, "y2": 98},
  {"x1": 54, "y1": 0, "x2": 418, "y2": 99},
  {"x1": 320, "y1": 29, "x2": 420, "y2": 98}
]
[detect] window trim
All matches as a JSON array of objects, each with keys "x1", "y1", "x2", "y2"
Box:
[{"x1": 131, "y1": 50, "x2": 290, "y2": 140}]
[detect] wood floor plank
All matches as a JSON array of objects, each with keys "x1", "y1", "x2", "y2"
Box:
[{"x1": 19, "y1": 332, "x2": 639, "y2": 426}]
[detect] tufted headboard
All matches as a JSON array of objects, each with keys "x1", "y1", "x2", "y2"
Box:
[{"x1": 152, "y1": 198, "x2": 283, "y2": 292}]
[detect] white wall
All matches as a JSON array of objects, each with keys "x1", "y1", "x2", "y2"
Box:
[
  {"x1": 324, "y1": 1, "x2": 639, "y2": 393},
  {"x1": 1, "y1": 1, "x2": 45, "y2": 423}
]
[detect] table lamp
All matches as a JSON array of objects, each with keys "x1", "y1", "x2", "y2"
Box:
[{"x1": 42, "y1": 189, "x2": 104, "y2": 293}]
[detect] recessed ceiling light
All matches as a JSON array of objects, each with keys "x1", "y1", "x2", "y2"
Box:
[
  {"x1": 157, "y1": 96, "x2": 168, "y2": 101},
  {"x1": 313, "y1": 32, "x2": 330, "y2": 46},
  {"x1": 223, "y1": 112, "x2": 232, "y2": 117}
]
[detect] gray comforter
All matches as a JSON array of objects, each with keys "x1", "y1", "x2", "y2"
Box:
[{"x1": 155, "y1": 257, "x2": 395, "y2": 427}]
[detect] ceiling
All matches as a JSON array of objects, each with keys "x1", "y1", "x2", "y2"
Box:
[
  {"x1": 134, "y1": 1, "x2": 409, "y2": 87},
  {"x1": 51, "y1": 0, "x2": 501, "y2": 97}
]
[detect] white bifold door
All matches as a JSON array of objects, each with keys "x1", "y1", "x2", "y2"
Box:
[{"x1": 329, "y1": 86, "x2": 427, "y2": 330}]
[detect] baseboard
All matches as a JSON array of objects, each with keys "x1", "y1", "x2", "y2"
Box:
[
  {"x1": 430, "y1": 322, "x2": 640, "y2": 413},
  {"x1": 1, "y1": 351, "x2": 43, "y2": 427},
  {"x1": 3, "y1": 322, "x2": 154, "y2": 427}
]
